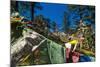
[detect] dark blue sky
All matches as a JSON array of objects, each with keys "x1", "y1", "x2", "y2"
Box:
[
  {"x1": 34, "y1": 2, "x2": 68, "y2": 28},
  {"x1": 34, "y1": 2, "x2": 82, "y2": 30}
]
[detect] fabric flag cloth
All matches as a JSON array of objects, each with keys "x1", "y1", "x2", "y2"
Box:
[
  {"x1": 47, "y1": 40, "x2": 66, "y2": 64},
  {"x1": 79, "y1": 55, "x2": 92, "y2": 62}
]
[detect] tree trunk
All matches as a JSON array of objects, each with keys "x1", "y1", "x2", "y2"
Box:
[
  {"x1": 15, "y1": 1, "x2": 18, "y2": 12},
  {"x1": 31, "y1": 2, "x2": 34, "y2": 22}
]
